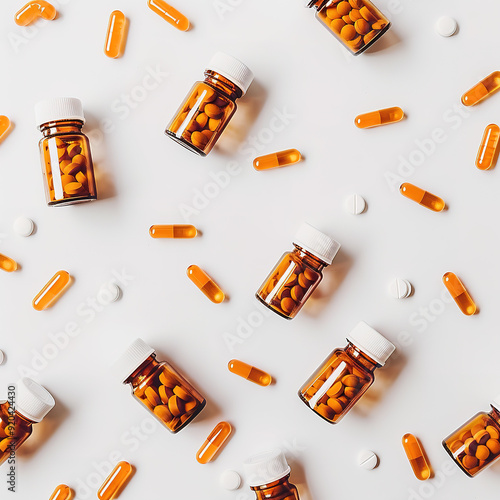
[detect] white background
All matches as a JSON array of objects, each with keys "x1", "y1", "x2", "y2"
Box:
[{"x1": 1, "y1": 0, "x2": 500, "y2": 499}]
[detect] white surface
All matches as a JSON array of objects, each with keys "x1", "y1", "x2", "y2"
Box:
[
  {"x1": 344, "y1": 193, "x2": 367, "y2": 215},
  {"x1": 13, "y1": 216, "x2": 35, "y2": 237},
  {"x1": 1, "y1": 1, "x2": 500, "y2": 499},
  {"x1": 435, "y1": 16, "x2": 458, "y2": 37},
  {"x1": 357, "y1": 449, "x2": 379, "y2": 470}
]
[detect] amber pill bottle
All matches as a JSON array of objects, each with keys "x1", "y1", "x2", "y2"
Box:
[
  {"x1": 116, "y1": 339, "x2": 206, "y2": 433},
  {"x1": 165, "y1": 52, "x2": 254, "y2": 156},
  {"x1": 0, "y1": 378, "x2": 55, "y2": 466},
  {"x1": 443, "y1": 397, "x2": 500, "y2": 477},
  {"x1": 244, "y1": 449, "x2": 300, "y2": 500},
  {"x1": 255, "y1": 223, "x2": 340, "y2": 320},
  {"x1": 299, "y1": 321, "x2": 395, "y2": 424}
]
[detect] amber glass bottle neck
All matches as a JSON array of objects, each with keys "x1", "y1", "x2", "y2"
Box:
[
  {"x1": 1, "y1": 401, "x2": 35, "y2": 426},
  {"x1": 293, "y1": 245, "x2": 327, "y2": 271},
  {"x1": 204, "y1": 70, "x2": 243, "y2": 100},
  {"x1": 308, "y1": 0, "x2": 329, "y2": 10},
  {"x1": 490, "y1": 405, "x2": 500, "y2": 425},
  {"x1": 125, "y1": 355, "x2": 160, "y2": 388},
  {"x1": 250, "y1": 474, "x2": 292, "y2": 493},
  {"x1": 39, "y1": 119, "x2": 84, "y2": 137},
  {"x1": 346, "y1": 343, "x2": 378, "y2": 371}
]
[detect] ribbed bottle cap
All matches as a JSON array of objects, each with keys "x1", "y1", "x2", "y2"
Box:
[
  {"x1": 35, "y1": 97, "x2": 85, "y2": 128},
  {"x1": 114, "y1": 339, "x2": 155, "y2": 383},
  {"x1": 346, "y1": 321, "x2": 396, "y2": 366},
  {"x1": 16, "y1": 378, "x2": 55, "y2": 423},
  {"x1": 243, "y1": 449, "x2": 291, "y2": 487},
  {"x1": 206, "y1": 52, "x2": 254, "y2": 95},
  {"x1": 492, "y1": 395, "x2": 500, "y2": 411},
  {"x1": 293, "y1": 223, "x2": 340, "y2": 265}
]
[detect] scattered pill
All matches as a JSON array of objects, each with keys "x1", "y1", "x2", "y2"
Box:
[
  {"x1": 355, "y1": 107, "x2": 404, "y2": 129},
  {"x1": 253, "y1": 149, "x2": 302, "y2": 170},
  {"x1": 400, "y1": 183, "x2": 445, "y2": 212},
  {"x1": 228, "y1": 359, "x2": 272, "y2": 386},
  {"x1": 149, "y1": 224, "x2": 197, "y2": 238},
  {"x1": 345, "y1": 194, "x2": 366, "y2": 215},
  {"x1": 49, "y1": 484, "x2": 72, "y2": 500},
  {"x1": 13, "y1": 217, "x2": 35, "y2": 237},
  {"x1": 0, "y1": 253, "x2": 18, "y2": 272},
  {"x1": 442, "y1": 272, "x2": 476, "y2": 315},
  {"x1": 220, "y1": 470, "x2": 241, "y2": 490},
  {"x1": 0, "y1": 350, "x2": 4, "y2": 365},
  {"x1": 15, "y1": 1, "x2": 57, "y2": 26},
  {"x1": 104, "y1": 10, "x2": 127, "y2": 59},
  {"x1": 357, "y1": 450, "x2": 378, "y2": 470},
  {"x1": 435, "y1": 16, "x2": 458, "y2": 37},
  {"x1": 0, "y1": 116, "x2": 11, "y2": 143},
  {"x1": 97, "y1": 461, "x2": 133, "y2": 500},
  {"x1": 462, "y1": 71, "x2": 500, "y2": 107},
  {"x1": 32, "y1": 270, "x2": 71, "y2": 311},
  {"x1": 476, "y1": 124, "x2": 500, "y2": 170},
  {"x1": 196, "y1": 421, "x2": 232, "y2": 464},
  {"x1": 103, "y1": 283, "x2": 121, "y2": 302},
  {"x1": 147, "y1": 0, "x2": 190, "y2": 31},
  {"x1": 187, "y1": 265, "x2": 225, "y2": 303},
  {"x1": 389, "y1": 278, "x2": 412, "y2": 299},
  {"x1": 402, "y1": 433, "x2": 431, "y2": 480}
]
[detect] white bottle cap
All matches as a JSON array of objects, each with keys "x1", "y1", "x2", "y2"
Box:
[
  {"x1": 492, "y1": 395, "x2": 500, "y2": 411},
  {"x1": 207, "y1": 52, "x2": 254, "y2": 95},
  {"x1": 346, "y1": 321, "x2": 396, "y2": 366},
  {"x1": 35, "y1": 97, "x2": 85, "y2": 128},
  {"x1": 243, "y1": 449, "x2": 291, "y2": 487},
  {"x1": 16, "y1": 378, "x2": 55, "y2": 423},
  {"x1": 293, "y1": 223, "x2": 340, "y2": 265},
  {"x1": 114, "y1": 338, "x2": 155, "y2": 383}
]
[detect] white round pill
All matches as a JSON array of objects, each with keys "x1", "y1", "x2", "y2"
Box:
[
  {"x1": 389, "y1": 278, "x2": 412, "y2": 299},
  {"x1": 220, "y1": 470, "x2": 241, "y2": 490},
  {"x1": 107, "y1": 283, "x2": 122, "y2": 302},
  {"x1": 0, "y1": 350, "x2": 4, "y2": 365},
  {"x1": 435, "y1": 17, "x2": 458, "y2": 37},
  {"x1": 13, "y1": 217, "x2": 35, "y2": 237},
  {"x1": 358, "y1": 450, "x2": 378, "y2": 470},
  {"x1": 345, "y1": 194, "x2": 366, "y2": 215}
]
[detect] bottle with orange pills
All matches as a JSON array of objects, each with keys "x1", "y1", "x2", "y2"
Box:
[
  {"x1": 305, "y1": 0, "x2": 391, "y2": 55},
  {"x1": 0, "y1": 378, "x2": 55, "y2": 467},
  {"x1": 298, "y1": 322, "x2": 395, "y2": 424},
  {"x1": 255, "y1": 223, "x2": 340, "y2": 320},
  {"x1": 443, "y1": 396, "x2": 500, "y2": 477},
  {"x1": 35, "y1": 98, "x2": 97, "y2": 206},
  {"x1": 165, "y1": 52, "x2": 254, "y2": 156},
  {"x1": 115, "y1": 339, "x2": 206, "y2": 433}
]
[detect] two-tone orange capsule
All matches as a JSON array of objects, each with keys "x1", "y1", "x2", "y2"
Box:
[
  {"x1": 150, "y1": 224, "x2": 197, "y2": 238},
  {"x1": 355, "y1": 107, "x2": 404, "y2": 129},
  {"x1": 33, "y1": 270, "x2": 71, "y2": 311},
  {"x1": 400, "y1": 183, "x2": 445, "y2": 212},
  {"x1": 104, "y1": 11, "x2": 127, "y2": 59},
  {"x1": 187, "y1": 265, "x2": 225, "y2": 303},
  {"x1": 48, "y1": 484, "x2": 72, "y2": 500},
  {"x1": 253, "y1": 149, "x2": 302, "y2": 171},
  {"x1": 15, "y1": 1, "x2": 57, "y2": 26},
  {"x1": 196, "y1": 422, "x2": 232, "y2": 464},
  {"x1": 0, "y1": 253, "x2": 18, "y2": 272},
  {"x1": 97, "y1": 461, "x2": 133, "y2": 500},
  {"x1": 443, "y1": 272, "x2": 476, "y2": 316},
  {"x1": 402, "y1": 434, "x2": 431, "y2": 480},
  {"x1": 462, "y1": 71, "x2": 500, "y2": 107},
  {"x1": 0, "y1": 116, "x2": 12, "y2": 144},
  {"x1": 147, "y1": 0, "x2": 190, "y2": 31},
  {"x1": 476, "y1": 124, "x2": 500, "y2": 170},
  {"x1": 228, "y1": 360, "x2": 272, "y2": 386}
]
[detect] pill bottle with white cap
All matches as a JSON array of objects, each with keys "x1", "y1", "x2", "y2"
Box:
[
  {"x1": 35, "y1": 98, "x2": 97, "y2": 206},
  {"x1": 0, "y1": 378, "x2": 55, "y2": 466},
  {"x1": 115, "y1": 339, "x2": 206, "y2": 434},
  {"x1": 165, "y1": 52, "x2": 254, "y2": 156},
  {"x1": 298, "y1": 321, "x2": 396, "y2": 423},
  {"x1": 305, "y1": 0, "x2": 391, "y2": 55},
  {"x1": 443, "y1": 397, "x2": 500, "y2": 477},
  {"x1": 255, "y1": 223, "x2": 340, "y2": 320},
  {"x1": 244, "y1": 449, "x2": 300, "y2": 500}
]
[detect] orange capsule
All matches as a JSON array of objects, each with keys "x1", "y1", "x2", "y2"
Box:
[
  {"x1": 462, "y1": 71, "x2": 500, "y2": 107},
  {"x1": 228, "y1": 360, "x2": 272, "y2": 386},
  {"x1": 442, "y1": 272, "x2": 476, "y2": 316},
  {"x1": 149, "y1": 224, "x2": 197, "y2": 238},
  {"x1": 15, "y1": 1, "x2": 57, "y2": 26},
  {"x1": 147, "y1": 0, "x2": 190, "y2": 31},
  {"x1": 476, "y1": 124, "x2": 500, "y2": 170},
  {"x1": 253, "y1": 149, "x2": 302, "y2": 171},
  {"x1": 97, "y1": 461, "x2": 133, "y2": 500},
  {"x1": 355, "y1": 107, "x2": 404, "y2": 129},
  {"x1": 400, "y1": 183, "x2": 445, "y2": 212},
  {"x1": 0, "y1": 116, "x2": 12, "y2": 144},
  {"x1": 0, "y1": 253, "x2": 18, "y2": 272},
  {"x1": 187, "y1": 265, "x2": 225, "y2": 303},
  {"x1": 196, "y1": 422, "x2": 232, "y2": 464},
  {"x1": 49, "y1": 484, "x2": 72, "y2": 500},
  {"x1": 32, "y1": 270, "x2": 71, "y2": 311},
  {"x1": 104, "y1": 10, "x2": 127, "y2": 59},
  {"x1": 402, "y1": 434, "x2": 431, "y2": 481}
]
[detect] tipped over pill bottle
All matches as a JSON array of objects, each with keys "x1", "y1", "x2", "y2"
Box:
[
  {"x1": 305, "y1": 0, "x2": 391, "y2": 55},
  {"x1": 35, "y1": 98, "x2": 97, "y2": 206},
  {"x1": 116, "y1": 339, "x2": 206, "y2": 433},
  {"x1": 0, "y1": 378, "x2": 55, "y2": 466},
  {"x1": 443, "y1": 396, "x2": 500, "y2": 477},
  {"x1": 244, "y1": 449, "x2": 300, "y2": 500},
  {"x1": 299, "y1": 321, "x2": 395, "y2": 423},
  {"x1": 255, "y1": 223, "x2": 340, "y2": 320},
  {"x1": 165, "y1": 52, "x2": 254, "y2": 156}
]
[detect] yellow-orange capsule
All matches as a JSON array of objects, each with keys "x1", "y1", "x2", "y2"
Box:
[
  {"x1": 0, "y1": 253, "x2": 18, "y2": 272},
  {"x1": 0, "y1": 116, "x2": 12, "y2": 144},
  {"x1": 476, "y1": 124, "x2": 500, "y2": 170},
  {"x1": 49, "y1": 484, "x2": 72, "y2": 500},
  {"x1": 196, "y1": 421, "x2": 232, "y2": 464},
  {"x1": 462, "y1": 71, "x2": 500, "y2": 107},
  {"x1": 355, "y1": 107, "x2": 404, "y2": 129},
  {"x1": 253, "y1": 149, "x2": 302, "y2": 171},
  {"x1": 402, "y1": 434, "x2": 431, "y2": 481},
  {"x1": 228, "y1": 359, "x2": 272, "y2": 386},
  {"x1": 15, "y1": 1, "x2": 57, "y2": 26},
  {"x1": 187, "y1": 265, "x2": 225, "y2": 303},
  {"x1": 147, "y1": 0, "x2": 190, "y2": 31},
  {"x1": 400, "y1": 183, "x2": 445, "y2": 212},
  {"x1": 149, "y1": 224, "x2": 197, "y2": 238},
  {"x1": 32, "y1": 270, "x2": 71, "y2": 311},
  {"x1": 443, "y1": 272, "x2": 476, "y2": 316},
  {"x1": 97, "y1": 461, "x2": 133, "y2": 500},
  {"x1": 104, "y1": 10, "x2": 127, "y2": 59}
]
